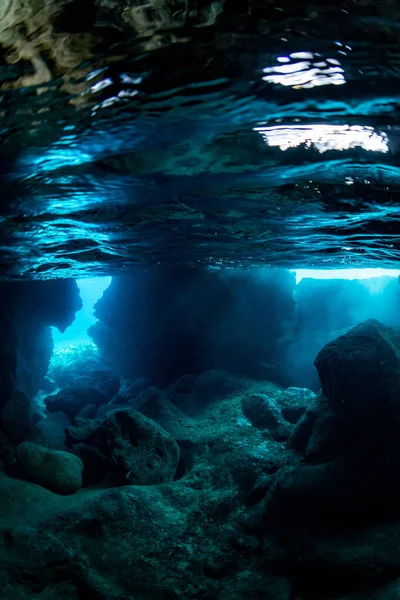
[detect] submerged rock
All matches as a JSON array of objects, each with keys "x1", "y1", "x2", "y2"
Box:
[
  {"x1": 65, "y1": 418, "x2": 102, "y2": 446},
  {"x1": 94, "y1": 403, "x2": 125, "y2": 420},
  {"x1": 278, "y1": 387, "x2": 316, "y2": 424},
  {"x1": 66, "y1": 409, "x2": 180, "y2": 486},
  {"x1": 44, "y1": 386, "x2": 109, "y2": 419},
  {"x1": 314, "y1": 319, "x2": 400, "y2": 447},
  {"x1": 87, "y1": 409, "x2": 180, "y2": 486},
  {"x1": 16, "y1": 442, "x2": 83, "y2": 495},
  {"x1": 241, "y1": 393, "x2": 292, "y2": 441},
  {"x1": 135, "y1": 387, "x2": 190, "y2": 442},
  {"x1": 1, "y1": 390, "x2": 33, "y2": 444}
]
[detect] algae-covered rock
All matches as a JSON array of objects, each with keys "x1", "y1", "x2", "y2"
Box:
[
  {"x1": 16, "y1": 442, "x2": 83, "y2": 495},
  {"x1": 278, "y1": 387, "x2": 316, "y2": 424},
  {"x1": 65, "y1": 408, "x2": 180, "y2": 486},
  {"x1": 314, "y1": 319, "x2": 400, "y2": 445},
  {"x1": 86, "y1": 408, "x2": 180, "y2": 486}
]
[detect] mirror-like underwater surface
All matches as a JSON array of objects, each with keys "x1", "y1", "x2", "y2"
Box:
[
  {"x1": 2, "y1": 2, "x2": 400, "y2": 599},
  {"x1": 0, "y1": 0, "x2": 400, "y2": 277}
]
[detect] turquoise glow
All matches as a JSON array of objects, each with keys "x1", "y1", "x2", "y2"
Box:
[
  {"x1": 293, "y1": 268, "x2": 400, "y2": 284},
  {"x1": 52, "y1": 276, "x2": 112, "y2": 348}
]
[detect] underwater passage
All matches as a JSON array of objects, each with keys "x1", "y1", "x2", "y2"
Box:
[{"x1": 0, "y1": 268, "x2": 398, "y2": 599}]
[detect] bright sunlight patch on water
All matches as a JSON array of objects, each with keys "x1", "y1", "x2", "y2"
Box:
[
  {"x1": 262, "y1": 50, "x2": 346, "y2": 89},
  {"x1": 254, "y1": 124, "x2": 389, "y2": 154}
]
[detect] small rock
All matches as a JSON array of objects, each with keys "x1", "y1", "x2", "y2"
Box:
[
  {"x1": 44, "y1": 386, "x2": 109, "y2": 419},
  {"x1": 278, "y1": 387, "x2": 316, "y2": 424},
  {"x1": 25, "y1": 411, "x2": 71, "y2": 451},
  {"x1": 1, "y1": 390, "x2": 33, "y2": 444},
  {"x1": 16, "y1": 442, "x2": 83, "y2": 495}
]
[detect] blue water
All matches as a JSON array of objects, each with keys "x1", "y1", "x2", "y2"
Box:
[
  {"x1": 0, "y1": 4, "x2": 399, "y2": 277},
  {"x1": 52, "y1": 277, "x2": 112, "y2": 347}
]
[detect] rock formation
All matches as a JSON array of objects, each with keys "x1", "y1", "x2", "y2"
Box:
[{"x1": 0, "y1": 311, "x2": 400, "y2": 599}]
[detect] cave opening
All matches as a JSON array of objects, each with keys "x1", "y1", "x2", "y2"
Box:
[{"x1": 51, "y1": 276, "x2": 112, "y2": 350}]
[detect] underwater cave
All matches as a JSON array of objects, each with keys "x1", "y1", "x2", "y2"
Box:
[{"x1": 1, "y1": 1, "x2": 400, "y2": 599}]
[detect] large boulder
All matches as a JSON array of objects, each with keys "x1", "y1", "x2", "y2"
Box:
[
  {"x1": 70, "y1": 409, "x2": 180, "y2": 486},
  {"x1": 16, "y1": 442, "x2": 83, "y2": 495},
  {"x1": 1, "y1": 390, "x2": 33, "y2": 444},
  {"x1": 314, "y1": 319, "x2": 400, "y2": 446},
  {"x1": 44, "y1": 386, "x2": 109, "y2": 419}
]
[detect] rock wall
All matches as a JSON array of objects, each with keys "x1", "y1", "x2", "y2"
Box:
[
  {"x1": 0, "y1": 279, "x2": 82, "y2": 403},
  {"x1": 89, "y1": 268, "x2": 296, "y2": 386}
]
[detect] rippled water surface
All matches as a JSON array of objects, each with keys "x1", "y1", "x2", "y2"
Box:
[{"x1": 1, "y1": 0, "x2": 400, "y2": 277}]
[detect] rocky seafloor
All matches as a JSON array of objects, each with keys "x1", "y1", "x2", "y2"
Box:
[{"x1": 1, "y1": 315, "x2": 400, "y2": 599}]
